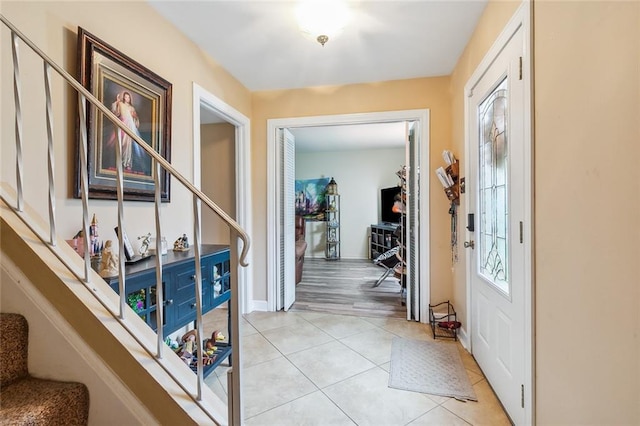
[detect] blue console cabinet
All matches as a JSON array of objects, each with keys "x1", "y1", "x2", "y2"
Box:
[{"x1": 104, "y1": 244, "x2": 231, "y2": 376}]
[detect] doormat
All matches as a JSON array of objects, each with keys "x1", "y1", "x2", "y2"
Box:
[{"x1": 389, "y1": 337, "x2": 477, "y2": 401}]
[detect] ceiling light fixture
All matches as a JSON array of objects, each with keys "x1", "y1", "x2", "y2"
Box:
[
  {"x1": 316, "y1": 35, "x2": 329, "y2": 47},
  {"x1": 296, "y1": 0, "x2": 351, "y2": 47}
]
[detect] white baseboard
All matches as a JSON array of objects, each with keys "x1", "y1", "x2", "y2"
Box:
[
  {"x1": 249, "y1": 300, "x2": 269, "y2": 312},
  {"x1": 458, "y1": 326, "x2": 470, "y2": 351}
]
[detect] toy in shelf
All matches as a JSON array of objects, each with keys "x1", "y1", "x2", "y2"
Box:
[
  {"x1": 205, "y1": 331, "x2": 225, "y2": 354},
  {"x1": 176, "y1": 329, "x2": 226, "y2": 368},
  {"x1": 178, "y1": 329, "x2": 197, "y2": 365}
]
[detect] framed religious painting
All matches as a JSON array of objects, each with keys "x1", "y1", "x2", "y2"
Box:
[{"x1": 75, "y1": 27, "x2": 172, "y2": 202}]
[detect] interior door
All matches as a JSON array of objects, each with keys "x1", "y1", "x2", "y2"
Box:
[
  {"x1": 405, "y1": 121, "x2": 420, "y2": 321},
  {"x1": 280, "y1": 128, "x2": 296, "y2": 311},
  {"x1": 468, "y1": 27, "x2": 525, "y2": 424}
]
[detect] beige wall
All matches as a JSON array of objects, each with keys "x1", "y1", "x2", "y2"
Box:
[
  {"x1": 1, "y1": 1, "x2": 251, "y2": 249},
  {"x1": 534, "y1": 1, "x2": 640, "y2": 423},
  {"x1": 449, "y1": 0, "x2": 521, "y2": 341},
  {"x1": 251, "y1": 77, "x2": 454, "y2": 302},
  {"x1": 201, "y1": 123, "x2": 236, "y2": 245}
]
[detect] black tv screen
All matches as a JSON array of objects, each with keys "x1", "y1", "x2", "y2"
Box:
[{"x1": 380, "y1": 186, "x2": 402, "y2": 224}]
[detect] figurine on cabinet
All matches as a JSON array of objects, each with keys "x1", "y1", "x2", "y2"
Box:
[
  {"x1": 99, "y1": 240, "x2": 119, "y2": 278},
  {"x1": 173, "y1": 234, "x2": 190, "y2": 251},
  {"x1": 138, "y1": 233, "x2": 151, "y2": 257}
]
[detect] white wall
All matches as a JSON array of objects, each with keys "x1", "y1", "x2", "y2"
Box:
[{"x1": 295, "y1": 147, "x2": 404, "y2": 259}]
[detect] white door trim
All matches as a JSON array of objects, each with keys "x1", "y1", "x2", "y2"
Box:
[
  {"x1": 266, "y1": 109, "x2": 430, "y2": 321},
  {"x1": 464, "y1": 2, "x2": 534, "y2": 423},
  {"x1": 192, "y1": 82, "x2": 253, "y2": 314}
]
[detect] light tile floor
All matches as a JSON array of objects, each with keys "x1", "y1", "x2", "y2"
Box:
[{"x1": 203, "y1": 309, "x2": 511, "y2": 425}]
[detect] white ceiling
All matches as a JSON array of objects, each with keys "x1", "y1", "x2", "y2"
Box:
[
  {"x1": 290, "y1": 122, "x2": 406, "y2": 152},
  {"x1": 149, "y1": 0, "x2": 487, "y2": 92},
  {"x1": 166, "y1": 1, "x2": 488, "y2": 150}
]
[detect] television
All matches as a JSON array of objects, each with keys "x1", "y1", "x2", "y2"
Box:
[{"x1": 380, "y1": 186, "x2": 402, "y2": 224}]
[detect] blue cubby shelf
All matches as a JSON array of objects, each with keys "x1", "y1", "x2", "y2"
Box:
[{"x1": 191, "y1": 342, "x2": 232, "y2": 378}]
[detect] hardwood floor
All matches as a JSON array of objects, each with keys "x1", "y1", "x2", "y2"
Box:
[{"x1": 290, "y1": 258, "x2": 406, "y2": 319}]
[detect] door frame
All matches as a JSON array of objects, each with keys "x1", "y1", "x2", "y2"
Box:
[
  {"x1": 192, "y1": 82, "x2": 253, "y2": 314},
  {"x1": 463, "y1": 2, "x2": 534, "y2": 423},
  {"x1": 266, "y1": 109, "x2": 430, "y2": 321}
]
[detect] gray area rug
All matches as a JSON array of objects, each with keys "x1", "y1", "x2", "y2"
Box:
[{"x1": 389, "y1": 337, "x2": 477, "y2": 401}]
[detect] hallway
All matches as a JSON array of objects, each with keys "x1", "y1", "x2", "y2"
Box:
[{"x1": 203, "y1": 309, "x2": 510, "y2": 425}]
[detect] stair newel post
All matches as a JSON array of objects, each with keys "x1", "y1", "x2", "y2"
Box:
[
  {"x1": 229, "y1": 230, "x2": 242, "y2": 425},
  {"x1": 77, "y1": 94, "x2": 91, "y2": 282},
  {"x1": 11, "y1": 31, "x2": 24, "y2": 212},
  {"x1": 154, "y1": 159, "x2": 164, "y2": 358},
  {"x1": 43, "y1": 62, "x2": 56, "y2": 246},
  {"x1": 115, "y1": 127, "x2": 127, "y2": 319},
  {"x1": 192, "y1": 195, "x2": 204, "y2": 400}
]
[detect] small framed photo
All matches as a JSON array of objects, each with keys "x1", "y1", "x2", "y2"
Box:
[
  {"x1": 75, "y1": 27, "x2": 172, "y2": 202},
  {"x1": 114, "y1": 227, "x2": 135, "y2": 261}
]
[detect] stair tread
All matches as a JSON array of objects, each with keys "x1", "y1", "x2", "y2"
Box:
[
  {"x1": 1, "y1": 314, "x2": 89, "y2": 425},
  {"x1": 0, "y1": 313, "x2": 29, "y2": 386},
  {"x1": 1, "y1": 376, "x2": 89, "y2": 425}
]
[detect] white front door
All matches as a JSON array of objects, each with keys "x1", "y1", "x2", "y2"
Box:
[{"x1": 467, "y1": 24, "x2": 527, "y2": 424}]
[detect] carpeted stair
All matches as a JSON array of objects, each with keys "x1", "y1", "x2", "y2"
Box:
[{"x1": 0, "y1": 313, "x2": 90, "y2": 425}]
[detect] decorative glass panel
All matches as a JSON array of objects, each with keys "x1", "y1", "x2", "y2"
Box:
[{"x1": 478, "y1": 78, "x2": 509, "y2": 294}]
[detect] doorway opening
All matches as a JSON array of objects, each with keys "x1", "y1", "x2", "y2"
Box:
[
  {"x1": 290, "y1": 123, "x2": 409, "y2": 319},
  {"x1": 192, "y1": 83, "x2": 252, "y2": 314},
  {"x1": 267, "y1": 110, "x2": 431, "y2": 322}
]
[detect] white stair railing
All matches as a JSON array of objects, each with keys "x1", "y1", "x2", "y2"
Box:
[{"x1": 1, "y1": 14, "x2": 249, "y2": 425}]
